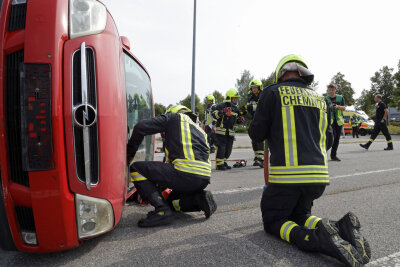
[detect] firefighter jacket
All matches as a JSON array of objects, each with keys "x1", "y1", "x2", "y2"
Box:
[
  {"x1": 127, "y1": 113, "x2": 211, "y2": 179},
  {"x1": 243, "y1": 93, "x2": 260, "y2": 119},
  {"x1": 204, "y1": 104, "x2": 216, "y2": 128},
  {"x1": 212, "y1": 102, "x2": 242, "y2": 137},
  {"x1": 249, "y1": 78, "x2": 334, "y2": 186}
]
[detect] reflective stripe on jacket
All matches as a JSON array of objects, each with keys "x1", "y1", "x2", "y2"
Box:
[{"x1": 249, "y1": 78, "x2": 333, "y2": 186}]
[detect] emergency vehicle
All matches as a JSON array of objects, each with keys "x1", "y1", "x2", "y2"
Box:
[
  {"x1": 0, "y1": 0, "x2": 154, "y2": 252},
  {"x1": 343, "y1": 110, "x2": 374, "y2": 136}
]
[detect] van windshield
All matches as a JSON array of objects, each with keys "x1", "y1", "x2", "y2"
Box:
[{"x1": 124, "y1": 52, "x2": 154, "y2": 161}]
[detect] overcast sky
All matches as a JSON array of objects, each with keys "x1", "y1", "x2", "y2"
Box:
[{"x1": 102, "y1": 0, "x2": 400, "y2": 106}]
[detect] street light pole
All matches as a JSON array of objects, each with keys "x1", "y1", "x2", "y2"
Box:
[{"x1": 190, "y1": 0, "x2": 196, "y2": 112}]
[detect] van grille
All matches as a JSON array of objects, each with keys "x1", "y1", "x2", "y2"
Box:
[
  {"x1": 8, "y1": 2, "x2": 27, "y2": 32},
  {"x1": 72, "y1": 47, "x2": 99, "y2": 185},
  {"x1": 6, "y1": 50, "x2": 29, "y2": 187}
]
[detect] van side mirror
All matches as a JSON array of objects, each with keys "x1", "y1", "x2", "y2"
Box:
[{"x1": 120, "y1": 36, "x2": 131, "y2": 50}]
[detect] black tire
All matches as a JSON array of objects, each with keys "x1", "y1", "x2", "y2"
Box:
[
  {"x1": 0, "y1": 180, "x2": 17, "y2": 251},
  {"x1": 359, "y1": 128, "x2": 367, "y2": 136}
]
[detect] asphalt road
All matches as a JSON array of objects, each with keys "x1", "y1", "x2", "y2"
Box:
[{"x1": 1, "y1": 134, "x2": 400, "y2": 266}]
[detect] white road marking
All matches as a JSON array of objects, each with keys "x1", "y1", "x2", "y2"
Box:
[
  {"x1": 330, "y1": 168, "x2": 400, "y2": 180},
  {"x1": 367, "y1": 251, "x2": 400, "y2": 266},
  {"x1": 213, "y1": 168, "x2": 400, "y2": 195}
]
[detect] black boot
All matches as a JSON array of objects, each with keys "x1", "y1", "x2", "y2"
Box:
[
  {"x1": 198, "y1": 191, "x2": 217, "y2": 218},
  {"x1": 216, "y1": 164, "x2": 227, "y2": 171},
  {"x1": 384, "y1": 142, "x2": 393, "y2": 150},
  {"x1": 224, "y1": 162, "x2": 232, "y2": 169},
  {"x1": 317, "y1": 219, "x2": 363, "y2": 267},
  {"x1": 138, "y1": 192, "x2": 173, "y2": 228},
  {"x1": 360, "y1": 142, "x2": 370, "y2": 150},
  {"x1": 253, "y1": 159, "x2": 264, "y2": 168},
  {"x1": 337, "y1": 212, "x2": 371, "y2": 264}
]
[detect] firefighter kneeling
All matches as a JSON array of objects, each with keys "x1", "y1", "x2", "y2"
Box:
[
  {"x1": 127, "y1": 105, "x2": 217, "y2": 227},
  {"x1": 249, "y1": 54, "x2": 371, "y2": 266}
]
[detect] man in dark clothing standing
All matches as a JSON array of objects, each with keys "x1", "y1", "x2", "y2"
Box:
[
  {"x1": 204, "y1": 95, "x2": 217, "y2": 153},
  {"x1": 249, "y1": 54, "x2": 370, "y2": 266},
  {"x1": 360, "y1": 94, "x2": 393, "y2": 150},
  {"x1": 325, "y1": 84, "x2": 346, "y2": 161},
  {"x1": 127, "y1": 105, "x2": 217, "y2": 227}
]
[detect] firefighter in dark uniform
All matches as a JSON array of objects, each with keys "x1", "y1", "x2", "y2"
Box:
[
  {"x1": 213, "y1": 88, "x2": 244, "y2": 170},
  {"x1": 249, "y1": 54, "x2": 371, "y2": 266},
  {"x1": 360, "y1": 94, "x2": 393, "y2": 150},
  {"x1": 127, "y1": 105, "x2": 217, "y2": 227},
  {"x1": 325, "y1": 84, "x2": 346, "y2": 161},
  {"x1": 204, "y1": 95, "x2": 217, "y2": 153},
  {"x1": 241, "y1": 79, "x2": 264, "y2": 168},
  {"x1": 351, "y1": 114, "x2": 360, "y2": 138}
]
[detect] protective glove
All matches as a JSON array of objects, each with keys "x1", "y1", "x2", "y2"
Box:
[
  {"x1": 223, "y1": 107, "x2": 232, "y2": 116},
  {"x1": 238, "y1": 116, "x2": 245, "y2": 123}
]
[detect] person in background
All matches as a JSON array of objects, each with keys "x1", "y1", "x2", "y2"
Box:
[
  {"x1": 213, "y1": 89, "x2": 245, "y2": 170},
  {"x1": 360, "y1": 94, "x2": 393, "y2": 150},
  {"x1": 351, "y1": 113, "x2": 359, "y2": 138},
  {"x1": 325, "y1": 84, "x2": 346, "y2": 161},
  {"x1": 204, "y1": 95, "x2": 217, "y2": 153},
  {"x1": 241, "y1": 79, "x2": 264, "y2": 168}
]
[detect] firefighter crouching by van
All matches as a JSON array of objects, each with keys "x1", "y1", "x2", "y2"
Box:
[
  {"x1": 351, "y1": 113, "x2": 360, "y2": 138},
  {"x1": 127, "y1": 105, "x2": 217, "y2": 227},
  {"x1": 241, "y1": 79, "x2": 264, "y2": 168},
  {"x1": 249, "y1": 54, "x2": 371, "y2": 266},
  {"x1": 204, "y1": 95, "x2": 217, "y2": 153},
  {"x1": 213, "y1": 89, "x2": 245, "y2": 170}
]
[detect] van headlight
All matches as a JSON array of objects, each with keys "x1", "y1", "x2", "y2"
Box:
[
  {"x1": 69, "y1": 0, "x2": 107, "y2": 39},
  {"x1": 75, "y1": 194, "x2": 114, "y2": 239}
]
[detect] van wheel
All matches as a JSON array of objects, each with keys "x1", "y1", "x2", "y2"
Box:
[
  {"x1": 0, "y1": 180, "x2": 17, "y2": 251},
  {"x1": 359, "y1": 129, "x2": 367, "y2": 136}
]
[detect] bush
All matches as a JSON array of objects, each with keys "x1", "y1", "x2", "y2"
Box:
[
  {"x1": 234, "y1": 125, "x2": 248, "y2": 133},
  {"x1": 387, "y1": 124, "x2": 400, "y2": 135}
]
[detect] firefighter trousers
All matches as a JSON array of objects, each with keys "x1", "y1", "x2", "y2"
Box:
[
  {"x1": 205, "y1": 126, "x2": 216, "y2": 148},
  {"x1": 130, "y1": 161, "x2": 210, "y2": 212},
  {"x1": 250, "y1": 133, "x2": 264, "y2": 160},
  {"x1": 215, "y1": 133, "x2": 234, "y2": 166},
  {"x1": 261, "y1": 184, "x2": 327, "y2": 251}
]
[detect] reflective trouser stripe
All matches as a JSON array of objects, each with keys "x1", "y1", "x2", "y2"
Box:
[
  {"x1": 369, "y1": 139, "x2": 374, "y2": 142},
  {"x1": 254, "y1": 150, "x2": 264, "y2": 159},
  {"x1": 280, "y1": 221, "x2": 298, "y2": 243},
  {"x1": 388, "y1": 140, "x2": 392, "y2": 143},
  {"x1": 130, "y1": 172, "x2": 147, "y2": 182},
  {"x1": 304, "y1": 216, "x2": 321, "y2": 229},
  {"x1": 216, "y1": 158, "x2": 224, "y2": 166},
  {"x1": 172, "y1": 199, "x2": 181, "y2": 212}
]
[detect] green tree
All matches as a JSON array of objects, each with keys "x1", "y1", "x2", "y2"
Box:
[
  {"x1": 235, "y1": 70, "x2": 254, "y2": 107},
  {"x1": 355, "y1": 89, "x2": 375, "y2": 114},
  {"x1": 370, "y1": 66, "x2": 395, "y2": 106},
  {"x1": 391, "y1": 60, "x2": 400, "y2": 109},
  {"x1": 179, "y1": 94, "x2": 205, "y2": 122},
  {"x1": 154, "y1": 103, "x2": 166, "y2": 116},
  {"x1": 261, "y1": 72, "x2": 274, "y2": 88},
  {"x1": 330, "y1": 72, "x2": 355, "y2": 105}
]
